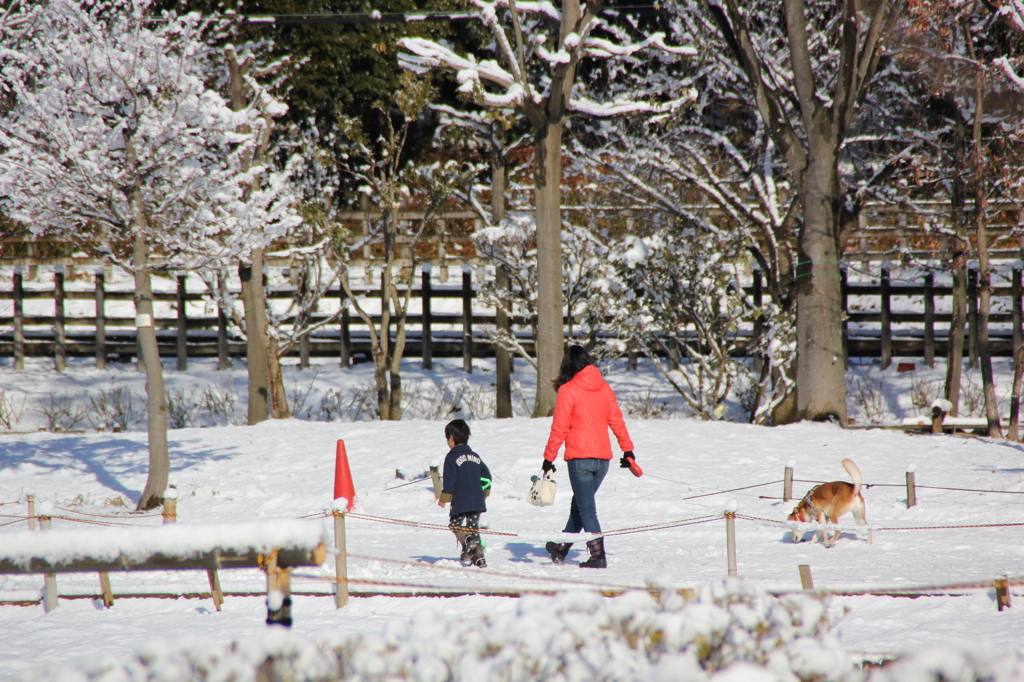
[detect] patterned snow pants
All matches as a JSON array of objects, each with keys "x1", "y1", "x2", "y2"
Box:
[{"x1": 449, "y1": 512, "x2": 482, "y2": 558}]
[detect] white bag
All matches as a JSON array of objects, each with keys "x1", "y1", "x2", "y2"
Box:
[{"x1": 527, "y1": 470, "x2": 556, "y2": 507}]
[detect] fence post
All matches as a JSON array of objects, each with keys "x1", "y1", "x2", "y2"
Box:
[
  {"x1": 906, "y1": 465, "x2": 917, "y2": 508},
  {"x1": 340, "y1": 287, "x2": 351, "y2": 369},
  {"x1": 841, "y1": 268, "x2": 849, "y2": 369},
  {"x1": 880, "y1": 265, "x2": 891, "y2": 370},
  {"x1": 217, "y1": 298, "x2": 229, "y2": 371},
  {"x1": 968, "y1": 268, "x2": 979, "y2": 369},
  {"x1": 995, "y1": 576, "x2": 1011, "y2": 611},
  {"x1": 38, "y1": 503, "x2": 58, "y2": 612},
  {"x1": 752, "y1": 269, "x2": 764, "y2": 376},
  {"x1": 95, "y1": 271, "x2": 106, "y2": 370},
  {"x1": 162, "y1": 487, "x2": 177, "y2": 525},
  {"x1": 783, "y1": 461, "x2": 794, "y2": 502},
  {"x1": 99, "y1": 572, "x2": 114, "y2": 608},
  {"x1": 422, "y1": 266, "x2": 432, "y2": 370},
  {"x1": 176, "y1": 275, "x2": 188, "y2": 371},
  {"x1": 724, "y1": 501, "x2": 738, "y2": 578},
  {"x1": 207, "y1": 563, "x2": 224, "y2": 612},
  {"x1": 300, "y1": 334, "x2": 310, "y2": 370},
  {"x1": 13, "y1": 268, "x2": 24, "y2": 371},
  {"x1": 924, "y1": 271, "x2": 935, "y2": 368},
  {"x1": 27, "y1": 494, "x2": 36, "y2": 531},
  {"x1": 1013, "y1": 265, "x2": 1022, "y2": 363},
  {"x1": 798, "y1": 564, "x2": 814, "y2": 590},
  {"x1": 54, "y1": 267, "x2": 66, "y2": 372},
  {"x1": 495, "y1": 265, "x2": 512, "y2": 418},
  {"x1": 462, "y1": 267, "x2": 473, "y2": 373},
  {"x1": 334, "y1": 511, "x2": 348, "y2": 608},
  {"x1": 264, "y1": 552, "x2": 293, "y2": 627},
  {"x1": 430, "y1": 465, "x2": 442, "y2": 501}
]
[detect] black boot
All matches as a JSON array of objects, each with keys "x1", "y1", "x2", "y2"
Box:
[
  {"x1": 579, "y1": 537, "x2": 606, "y2": 568},
  {"x1": 546, "y1": 541, "x2": 572, "y2": 564}
]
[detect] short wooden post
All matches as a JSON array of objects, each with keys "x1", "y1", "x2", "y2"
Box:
[
  {"x1": 39, "y1": 512, "x2": 58, "y2": 612},
  {"x1": 724, "y1": 502, "x2": 738, "y2": 578},
  {"x1": 798, "y1": 564, "x2": 814, "y2": 590},
  {"x1": 627, "y1": 349, "x2": 637, "y2": 371},
  {"x1": 54, "y1": 268, "x2": 66, "y2": 372},
  {"x1": 265, "y1": 552, "x2": 293, "y2": 627},
  {"x1": 162, "y1": 489, "x2": 177, "y2": 525},
  {"x1": 95, "y1": 271, "x2": 107, "y2": 370},
  {"x1": 995, "y1": 576, "x2": 1011, "y2": 611},
  {"x1": 176, "y1": 275, "x2": 188, "y2": 371},
  {"x1": 340, "y1": 289, "x2": 351, "y2": 369},
  {"x1": 924, "y1": 272, "x2": 935, "y2": 368},
  {"x1": 462, "y1": 268, "x2": 473, "y2": 373},
  {"x1": 783, "y1": 463, "x2": 794, "y2": 502},
  {"x1": 968, "y1": 268, "x2": 979, "y2": 369},
  {"x1": 26, "y1": 494, "x2": 36, "y2": 531},
  {"x1": 931, "y1": 403, "x2": 947, "y2": 434},
  {"x1": 13, "y1": 269, "x2": 24, "y2": 371},
  {"x1": 906, "y1": 465, "x2": 917, "y2": 508},
  {"x1": 207, "y1": 565, "x2": 224, "y2": 612},
  {"x1": 422, "y1": 267, "x2": 433, "y2": 370},
  {"x1": 1013, "y1": 266, "x2": 1022, "y2": 363},
  {"x1": 430, "y1": 465, "x2": 442, "y2": 501},
  {"x1": 217, "y1": 300, "x2": 229, "y2": 371},
  {"x1": 880, "y1": 265, "x2": 891, "y2": 370},
  {"x1": 99, "y1": 572, "x2": 113, "y2": 608},
  {"x1": 334, "y1": 511, "x2": 349, "y2": 608}
]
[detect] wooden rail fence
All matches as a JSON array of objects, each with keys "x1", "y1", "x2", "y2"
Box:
[{"x1": 0, "y1": 265, "x2": 1021, "y2": 369}]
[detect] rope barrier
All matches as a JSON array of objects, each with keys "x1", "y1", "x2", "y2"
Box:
[
  {"x1": 0, "y1": 518, "x2": 26, "y2": 528},
  {"x1": 55, "y1": 506, "x2": 164, "y2": 519},
  {"x1": 734, "y1": 512, "x2": 1024, "y2": 535},
  {"x1": 641, "y1": 477, "x2": 783, "y2": 501},
  {"x1": 344, "y1": 510, "x2": 725, "y2": 540},
  {"x1": 327, "y1": 552, "x2": 639, "y2": 591},
  {"x1": 797, "y1": 479, "x2": 1024, "y2": 495}
]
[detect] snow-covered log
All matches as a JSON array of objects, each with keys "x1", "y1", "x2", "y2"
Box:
[{"x1": 0, "y1": 519, "x2": 328, "y2": 574}]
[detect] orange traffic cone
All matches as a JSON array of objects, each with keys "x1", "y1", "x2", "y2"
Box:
[{"x1": 334, "y1": 440, "x2": 356, "y2": 510}]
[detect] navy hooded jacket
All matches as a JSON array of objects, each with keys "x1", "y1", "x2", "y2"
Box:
[{"x1": 439, "y1": 443, "x2": 491, "y2": 517}]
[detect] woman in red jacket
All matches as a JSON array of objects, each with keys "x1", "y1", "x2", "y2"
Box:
[{"x1": 542, "y1": 346, "x2": 636, "y2": 568}]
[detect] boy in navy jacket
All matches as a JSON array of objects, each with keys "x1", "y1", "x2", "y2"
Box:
[{"x1": 438, "y1": 419, "x2": 491, "y2": 567}]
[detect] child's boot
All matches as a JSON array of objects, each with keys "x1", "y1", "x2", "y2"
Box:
[
  {"x1": 546, "y1": 542, "x2": 572, "y2": 564},
  {"x1": 468, "y1": 540, "x2": 486, "y2": 568},
  {"x1": 579, "y1": 537, "x2": 606, "y2": 568}
]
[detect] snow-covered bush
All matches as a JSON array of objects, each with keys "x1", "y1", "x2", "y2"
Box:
[{"x1": 23, "y1": 582, "x2": 856, "y2": 682}]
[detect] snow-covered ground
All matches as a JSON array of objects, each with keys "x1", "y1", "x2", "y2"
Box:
[{"x1": 1, "y1": 356, "x2": 1024, "y2": 680}]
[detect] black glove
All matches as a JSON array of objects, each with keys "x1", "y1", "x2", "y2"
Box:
[
  {"x1": 619, "y1": 451, "x2": 636, "y2": 468},
  {"x1": 542, "y1": 459, "x2": 556, "y2": 473}
]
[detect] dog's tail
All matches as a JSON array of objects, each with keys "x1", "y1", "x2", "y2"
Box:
[{"x1": 841, "y1": 458, "x2": 862, "y2": 497}]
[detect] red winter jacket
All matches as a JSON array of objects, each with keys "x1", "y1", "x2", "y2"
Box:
[{"x1": 543, "y1": 365, "x2": 634, "y2": 462}]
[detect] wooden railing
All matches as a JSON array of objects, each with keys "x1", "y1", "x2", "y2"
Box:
[{"x1": 0, "y1": 264, "x2": 1022, "y2": 368}]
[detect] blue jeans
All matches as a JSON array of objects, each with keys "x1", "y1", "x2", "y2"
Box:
[{"x1": 563, "y1": 458, "x2": 609, "y2": 534}]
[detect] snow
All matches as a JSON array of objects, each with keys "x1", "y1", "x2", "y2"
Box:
[{"x1": 1, "y1": 355, "x2": 1024, "y2": 679}]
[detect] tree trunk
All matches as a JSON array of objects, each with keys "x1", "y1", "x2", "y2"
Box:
[
  {"x1": 945, "y1": 121, "x2": 968, "y2": 416},
  {"x1": 133, "y1": 232, "x2": 170, "y2": 511},
  {"x1": 532, "y1": 121, "x2": 564, "y2": 418},
  {"x1": 492, "y1": 131, "x2": 513, "y2": 419},
  {"x1": 267, "y1": 334, "x2": 290, "y2": 419},
  {"x1": 1009, "y1": 341, "x2": 1024, "y2": 441},
  {"x1": 240, "y1": 249, "x2": 270, "y2": 424},
  {"x1": 794, "y1": 138, "x2": 847, "y2": 423},
  {"x1": 970, "y1": 72, "x2": 1000, "y2": 437}
]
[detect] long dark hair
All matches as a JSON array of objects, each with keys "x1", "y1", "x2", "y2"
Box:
[{"x1": 553, "y1": 345, "x2": 594, "y2": 390}]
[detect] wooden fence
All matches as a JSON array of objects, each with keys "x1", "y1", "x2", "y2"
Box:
[{"x1": 0, "y1": 264, "x2": 1021, "y2": 369}]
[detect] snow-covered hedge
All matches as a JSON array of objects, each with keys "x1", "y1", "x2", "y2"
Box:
[{"x1": 21, "y1": 581, "x2": 1024, "y2": 681}]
